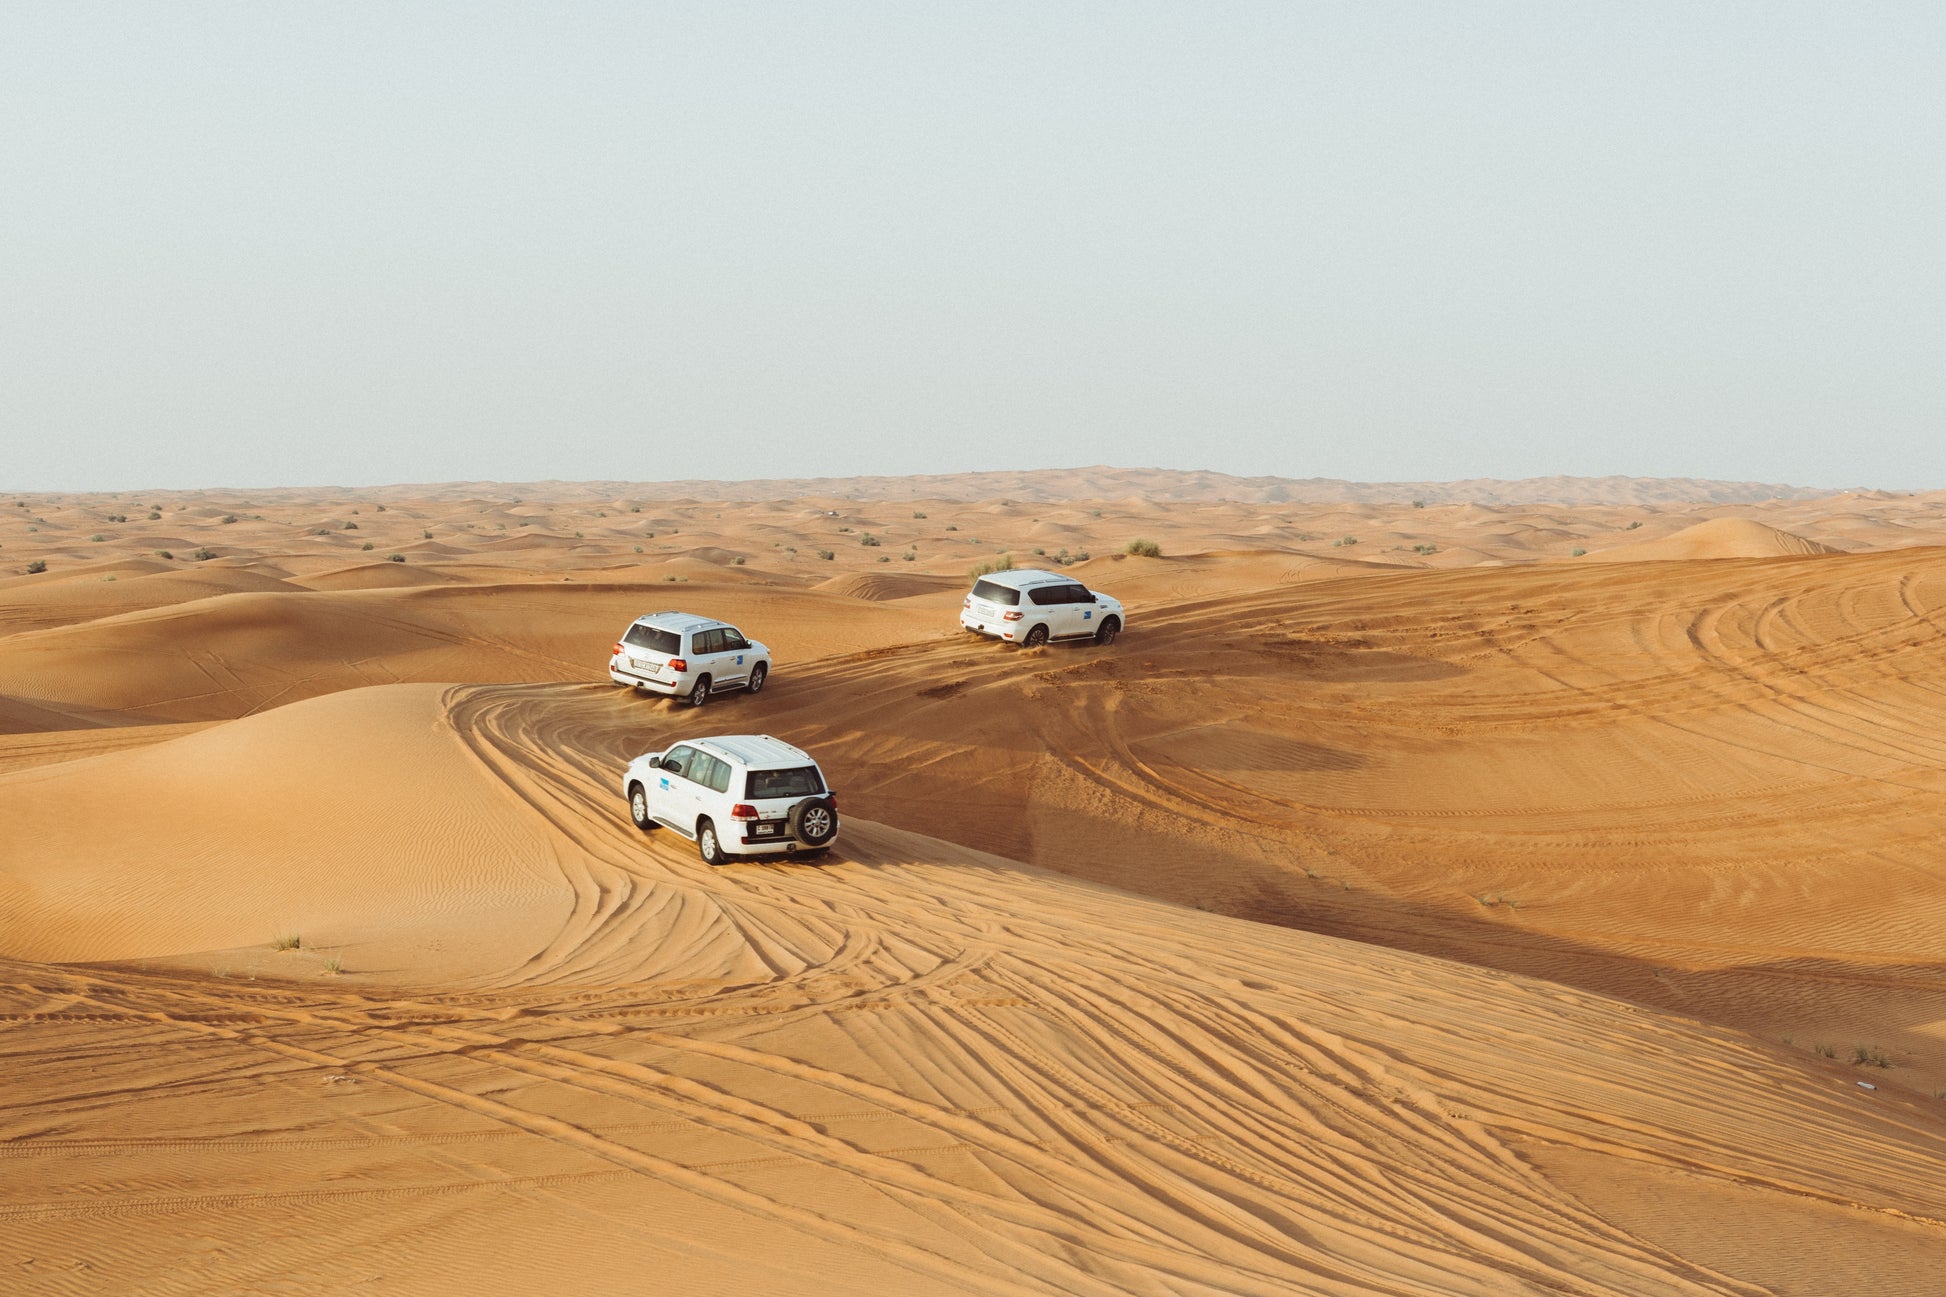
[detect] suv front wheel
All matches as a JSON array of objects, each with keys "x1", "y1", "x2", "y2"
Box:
[
  {"x1": 629, "y1": 784, "x2": 655, "y2": 831},
  {"x1": 1094, "y1": 616, "x2": 1120, "y2": 646}
]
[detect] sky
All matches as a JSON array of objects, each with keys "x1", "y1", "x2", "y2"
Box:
[{"x1": 3, "y1": 2, "x2": 1942, "y2": 491}]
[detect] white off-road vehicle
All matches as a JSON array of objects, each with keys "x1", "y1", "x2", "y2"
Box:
[
  {"x1": 608, "y1": 611, "x2": 771, "y2": 706},
  {"x1": 959, "y1": 569, "x2": 1124, "y2": 647},
  {"x1": 622, "y1": 734, "x2": 839, "y2": 864}
]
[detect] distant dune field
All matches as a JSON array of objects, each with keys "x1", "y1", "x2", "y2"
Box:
[{"x1": 4, "y1": 476, "x2": 1946, "y2": 1294}]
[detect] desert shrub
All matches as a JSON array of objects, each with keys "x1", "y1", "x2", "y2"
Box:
[
  {"x1": 817, "y1": 549, "x2": 834, "y2": 561},
  {"x1": 272, "y1": 934, "x2": 301, "y2": 951},
  {"x1": 375, "y1": 504, "x2": 386, "y2": 511},
  {"x1": 1852, "y1": 1044, "x2": 1893, "y2": 1068},
  {"x1": 901, "y1": 549, "x2": 916, "y2": 562},
  {"x1": 877, "y1": 555, "x2": 891, "y2": 563},
  {"x1": 1413, "y1": 543, "x2": 1438, "y2": 555},
  {"x1": 323, "y1": 955, "x2": 344, "y2": 974},
  {"x1": 629, "y1": 504, "x2": 641, "y2": 512},
  {"x1": 220, "y1": 514, "x2": 238, "y2": 524},
  {"x1": 25, "y1": 559, "x2": 46, "y2": 573},
  {"x1": 387, "y1": 553, "x2": 404, "y2": 563},
  {"x1": 361, "y1": 541, "x2": 375, "y2": 551},
  {"x1": 970, "y1": 554, "x2": 1014, "y2": 578},
  {"x1": 860, "y1": 533, "x2": 881, "y2": 547},
  {"x1": 1412, "y1": 499, "x2": 1426, "y2": 509},
  {"x1": 1627, "y1": 520, "x2": 1642, "y2": 529},
  {"x1": 1571, "y1": 547, "x2": 1587, "y2": 557},
  {"x1": 1124, "y1": 538, "x2": 1162, "y2": 558},
  {"x1": 422, "y1": 529, "x2": 432, "y2": 538},
  {"x1": 90, "y1": 533, "x2": 104, "y2": 542},
  {"x1": 106, "y1": 512, "x2": 126, "y2": 522},
  {"x1": 912, "y1": 510, "x2": 927, "y2": 519},
  {"x1": 156, "y1": 550, "x2": 173, "y2": 559},
  {"x1": 944, "y1": 524, "x2": 958, "y2": 532},
  {"x1": 342, "y1": 521, "x2": 358, "y2": 530},
  {"x1": 147, "y1": 511, "x2": 160, "y2": 520},
  {"x1": 633, "y1": 546, "x2": 643, "y2": 553},
  {"x1": 192, "y1": 547, "x2": 214, "y2": 561},
  {"x1": 732, "y1": 556, "x2": 746, "y2": 565},
  {"x1": 1032, "y1": 546, "x2": 1045, "y2": 555}
]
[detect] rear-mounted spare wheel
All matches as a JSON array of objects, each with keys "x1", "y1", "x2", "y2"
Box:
[{"x1": 789, "y1": 796, "x2": 839, "y2": 847}]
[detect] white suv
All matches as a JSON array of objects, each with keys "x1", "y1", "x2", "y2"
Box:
[
  {"x1": 622, "y1": 734, "x2": 839, "y2": 864},
  {"x1": 609, "y1": 611, "x2": 771, "y2": 706},
  {"x1": 960, "y1": 570, "x2": 1124, "y2": 647}
]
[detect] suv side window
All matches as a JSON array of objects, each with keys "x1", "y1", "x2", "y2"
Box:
[
  {"x1": 1027, "y1": 585, "x2": 1065, "y2": 606},
  {"x1": 696, "y1": 753, "x2": 732, "y2": 793},
  {"x1": 662, "y1": 745, "x2": 698, "y2": 779},
  {"x1": 720, "y1": 628, "x2": 751, "y2": 652},
  {"x1": 692, "y1": 628, "x2": 724, "y2": 655},
  {"x1": 1063, "y1": 584, "x2": 1092, "y2": 603}
]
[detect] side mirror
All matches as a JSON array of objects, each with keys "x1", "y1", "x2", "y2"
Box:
[{"x1": 646, "y1": 755, "x2": 664, "y2": 769}]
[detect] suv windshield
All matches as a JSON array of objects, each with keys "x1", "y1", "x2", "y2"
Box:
[
  {"x1": 971, "y1": 579, "x2": 1020, "y2": 607},
  {"x1": 623, "y1": 624, "x2": 681, "y2": 655},
  {"x1": 746, "y1": 766, "x2": 825, "y2": 799}
]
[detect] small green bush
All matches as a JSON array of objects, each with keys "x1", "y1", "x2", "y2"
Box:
[
  {"x1": 147, "y1": 511, "x2": 161, "y2": 520},
  {"x1": 732, "y1": 556, "x2": 746, "y2": 565},
  {"x1": 156, "y1": 550, "x2": 173, "y2": 559},
  {"x1": 817, "y1": 549, "x2": 834, "y2": 561},
  {"x1": 387, "y1": 553, "x2": 404, "y2": 563},
  {"x1": 361, "y1": 541, "x2": 374, "y2": 551},
  {"x1": 860, "y1": 533, "x2": 881, "y2": 547},
  {"x1": 25, "y1": 559, "x2": 46, "y2": 574},
  {"x1": 1124, "y1": 538, "x2": 1162, "y2": 558},
  {"x1": 901, "y1": 549, "x2": 916, "y2": 562},
  {"x1": 90, "y1": 533, "x2": 104, "y2": 542},
  {"x1": 1571, "y1": 547, "x2": 1587, "y2": 557},
  {"x1": 912, "y1": 510, "x2": 927, "y2": 519},
  {"x1": 272, "y1": 934, "x2": 302, "y2": 951},
  {"x1": 970, "y1": 554, "x2": 1014, "y2": 578},
  {"x1": 1627, "y1": 520, "x2": 1643, "y2": 530},
  {"x1": 1412, "y1": 499, "x2": 1426, "y2": 509},
  {"x1": 342, "y1": 521, "x2": 358, "y2": 530},
  {"x1": 220, "y1": 514, "x2": 238, "y2": 524},
  {"x1": 192, "y1": 548, "x2": 215, "y2": 561},
  {"x1": 944, "y1": 524, "x2": 958, "y2": 532}
]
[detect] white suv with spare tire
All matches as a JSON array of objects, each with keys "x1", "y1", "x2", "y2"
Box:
[
  {"x1": 609, "y1": 611, "x2": 771, "y2": 706},
  {"x1": 960, "y1": 569, "x2": 1123, "y2": 647},
  {"x1": 622, "y1": 734, "x2": 839, "y2": 864}
]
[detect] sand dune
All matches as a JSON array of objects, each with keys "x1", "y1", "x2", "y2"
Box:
[
  {"x1": 5, "y1": 482, "x2": 1946, "y2": 1293},
  {"x1": 1589, "y1": 516, "x2": 1840, "y2": 562}
]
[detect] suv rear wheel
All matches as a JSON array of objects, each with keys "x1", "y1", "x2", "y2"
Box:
[
  {"x1": 687, "y1": 676, "x2": 711, "y2": 707},
  {"x1": 697, "y1": 818, "x2": 727, "y2": 865},
  {"x1": 1022, "y1": 623, "x2": 1050, "y2": 648}
]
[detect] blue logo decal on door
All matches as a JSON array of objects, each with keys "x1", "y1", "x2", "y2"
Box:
[
  {"x1": 658, "y1": 777, "x2": 670, "y2": 790},
  {"x1": 1083, "y1": 610, "x2": 1093, "y2": 620},
  {"x1": 737, "y1": 654, "x2": 744, "y2": 664}
]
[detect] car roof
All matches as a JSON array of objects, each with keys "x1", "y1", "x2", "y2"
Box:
[
  {"x1": 679, "y1": 734, "x2": 816, "y2": 768},
  {"x1": 631, "y1": 610, "x2": 732, "y2": 633},
  {"x1": 970, "y1": 568, "x2": 1073, "y2": 589}
]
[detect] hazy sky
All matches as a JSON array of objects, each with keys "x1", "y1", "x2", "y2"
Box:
[{"x1": 4, "y1": 3, "x2": 1942, "y2": 491}]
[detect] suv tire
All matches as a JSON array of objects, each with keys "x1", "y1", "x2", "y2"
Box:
[
  {"x1": 697, "y1": 818, "x2": 728, "y2": 865},
  {"x1": 687, "y1": 676, "x2": 711, "y2": 707},
  {"x1": 789, "y1": 796, "x2": 839, "y2": 847},
  {"x1": 1023, "y1": 623, "x2": 1050, "y2": 648},
  {"x1": 628, "y1": 783, "x2": 655, "y2": 831},
  {"x1": 747, "y1": 662, "x2": 768, "y2": 694},
  {"x1": 1094, "y1": 616, "x2": 1120, "y2": 646}
]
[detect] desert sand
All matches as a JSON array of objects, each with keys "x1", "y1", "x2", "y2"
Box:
[{"x1": 4, "y1": 472, "x2": 1946, "y2": 1294}]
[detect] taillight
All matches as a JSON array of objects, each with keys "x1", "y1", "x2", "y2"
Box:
[
  {"x1": 824, "y1": 792, "x2": 836, "y2": 808},
  {"x1": 1002, "y1": 610, "x2": 1023, "y2": 621},
  {"x1": 611, "y1": 642, "x2": 625, "y2": 657},
  {"x1": 729, "y1": 803, "x2": 759, "y2": 822},
  {"x1": 668, "y1": 658, "x2": 687, "y2": 672}
]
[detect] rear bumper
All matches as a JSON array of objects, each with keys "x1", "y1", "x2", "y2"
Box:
[
  {"x1": 610, "y1": 665, "x2": 681, "y2": 695},
  {"x1": 958, "y1": 613, "x2": 1016, "y2": 641}
]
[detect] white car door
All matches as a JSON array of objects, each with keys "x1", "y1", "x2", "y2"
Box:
[
  {"x1": 653, "y1": 744, "x2": 703, "y2": 828},
  {"x1": 691, "y1": 629, "x2": 738, "y2": 689},
  {"x1": 716, "y1": 626, "x2": 755, "y2": 687},
  {"x1": 1062, "y1": 583, "x2": 1098, "y2": 638}
]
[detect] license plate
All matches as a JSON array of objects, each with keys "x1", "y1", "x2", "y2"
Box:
[
  {"x1": 630, "y1": 657, "x2": 658, "y2": 672},
  {"x1": 752, "y1": 822, "x2": 780, "y2": 837}
]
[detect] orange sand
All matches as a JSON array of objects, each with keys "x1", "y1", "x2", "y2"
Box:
[{"x1": 4, "y1": 474, "x2": 1946, "y2": 1294}]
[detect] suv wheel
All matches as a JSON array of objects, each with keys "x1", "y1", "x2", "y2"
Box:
[
  {"x1": 1023, "y1": 623, "x2": 1050, "y2": 649},
  {"x1": 628, "y1": 784, "x2": 655, "y2": 831},
  {"x1": 1094, "y1": 616, "x2": 1120, "y2": 646},
  {"x1": 697, "y1": 818, "x2": 727, "y2": 865},
  {"x1": 687, "y1": 676, "x2": 711, "y2": 707},
  {"x1": 789, "y1": 796, "x2": 839, "y2": 847},
  {"x1": 746, "y1": 662, "x2": 768, "y2": 694}
]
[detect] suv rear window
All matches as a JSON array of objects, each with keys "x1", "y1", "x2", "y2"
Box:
[
  {"x1": 746, "y1": 766, "x2": 825, "y2": 799},
  {"x1": 623, "y1": 624, "x2": 680, "y2": 655},
  {"x1": 971, "y1": 579, "x2": 1020, "y2": 606}
]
